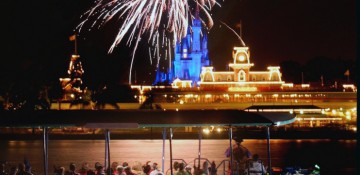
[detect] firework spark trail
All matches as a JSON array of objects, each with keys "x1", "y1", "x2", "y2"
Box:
[
  {"x1": 77, "y1": 0, "x2": 220, "y2": 84},
  {"x1": 219, "y1": 21, "x2": 246, "y2": 47}
]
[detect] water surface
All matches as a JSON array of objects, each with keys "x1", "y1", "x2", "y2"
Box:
[{"x1": 0, "y1": 139, "x2": 356, "y2": 175}]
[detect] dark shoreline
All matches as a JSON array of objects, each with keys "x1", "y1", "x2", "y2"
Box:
[{"x1": 0, "y1": 130, "x2": 356, "y2": 140}]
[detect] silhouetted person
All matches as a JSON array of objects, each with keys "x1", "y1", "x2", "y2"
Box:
[
  {"x1": 17, "y1": 163, "x2": 32, "y2": 175},
  {"x1": 65, "y1": 163, "x2": 80, "y2": 175},
  {"x1": 142, "y1": 162, "x2": 152, "y2": 175},
  {"x1": 54, "y1": 166, "x2": 65, "y2": 175},
  {"x1": 149, "y1": 162, "x2": 163, "y2": 175},
  {"x1": 225, "y1": 136, "x2": 251, "y2": 175},
  {"x1": 209, "y1": 161, "x2": 217, "y2": 175},
  {"x1": 175, "y1": 163, "x2": 189, "y2": 175},
  {"x1": 124, "y1": 166, "x2": 137, "y2": 175},
  {"x1": 23, "y1": 158, "x2": 31, "y2": 174},
  {"x1": 247, "y1": 154, "x2": 266, "y2": 175}
]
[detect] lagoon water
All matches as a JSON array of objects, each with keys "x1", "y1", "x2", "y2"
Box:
[{"x1": 0, "y1": 139, "x2": 356, "y2": 175}]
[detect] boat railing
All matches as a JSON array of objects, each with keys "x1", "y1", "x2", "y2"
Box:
[
  {"x1": 0, "y1": 109, "x2": 295, "y2": 175},
  {"x1": 167, "y1": 158, "x2": 237, "y2": 175},
  {"x1": 216, "y1": 159, "x2": 232, "y2": 175},
  {"x1": 193, "y1": 158, "x2": 237, "y2": 175},
  {"x1": 193, "y1": 158, "x2": 211, "y2": 168}
]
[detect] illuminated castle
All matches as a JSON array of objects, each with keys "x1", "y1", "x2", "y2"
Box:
[
  {"x1": 154, "y1": 8, "x2": 210, "y2": 86},
  {"x1": 154, "y1": 9, "x2": 285, "y2": 90},
  {"x1": 197, "y1": 47, "x2": 286, "y2": 91}
]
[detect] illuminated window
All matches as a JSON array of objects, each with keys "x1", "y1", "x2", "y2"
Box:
[
  {"x1": 238, "y1": 70, "x2": 246, "y2": 81},
  {"x1": 183, "y1": 49, "x2": 188, "y2": 58},
  {"x1": 239, "y1": 55, "x2": 245, "y2": 62},
  {"x1": 227, "y1": 75, "x2": 232, "y2": 81},
  {"x1": 204, "y1": 72, "x2": 214, "y2": 82}
]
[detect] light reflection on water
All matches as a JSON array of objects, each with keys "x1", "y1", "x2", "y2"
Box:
[{"x1": 0, "y1": 139, "x2": 356, "y2": 175}]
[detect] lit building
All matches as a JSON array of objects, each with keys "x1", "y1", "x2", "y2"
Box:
[
  {"x1": 198, "y1": 46, "x2": 286, "y2": 91},
  {"x1": 59, "y1": 54, "x2": 86, "y2": 100},
  {"x1": 154, "y1": 7, "x2": 210, "y2": 87}
]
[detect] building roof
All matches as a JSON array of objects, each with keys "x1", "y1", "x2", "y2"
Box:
[
  {"x1": 0, "y1": 110, "x2": 295, "y2": 128},
  {"x1": 246, "y1": 105, "x2": 322, "y2": 110}
]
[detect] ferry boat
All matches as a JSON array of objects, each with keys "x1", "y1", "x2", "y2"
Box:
[{"x1": 0, "y1": 109, "x2": 318, "y2": 175}]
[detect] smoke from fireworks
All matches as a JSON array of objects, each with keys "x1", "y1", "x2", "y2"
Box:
[{"x1": 76, "y1": 0, "x2": 221, "y2": 84}]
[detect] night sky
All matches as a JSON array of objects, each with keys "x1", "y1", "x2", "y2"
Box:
[{"x1": 0, "y1": 0, "x2": 357, "y2": 87}]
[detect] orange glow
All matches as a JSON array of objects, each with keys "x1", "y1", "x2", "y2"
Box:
[
  {"x1": 301, "y1": 84, "x2": 310, "y2": 88},
  {"x1": 228, "y1": 87, "x2": 258, "y2": 92}
]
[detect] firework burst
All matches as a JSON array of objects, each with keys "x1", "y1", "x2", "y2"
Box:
[{"x1": 76, "y1": 0, "x2": 221, "y2": 84}]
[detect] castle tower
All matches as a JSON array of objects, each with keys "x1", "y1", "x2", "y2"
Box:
[
  {"x1": 170, "y1": 4, "x2": 210, "y2": 87},
  {"x1": 192, "y1": 5, "x2": 202, "y2": 52}
]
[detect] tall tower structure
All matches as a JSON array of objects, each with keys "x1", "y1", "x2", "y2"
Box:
[
  {"x1": 229, "y1": 47, "x2": 253, "y2": 82},
  {"x1": 192, "y1": 5, "x2": 202, "y2": 52},
  {"x1": 153, "y1": 5, "x2": 210, "y2": 86},
  {"x1": 170, "y1": 5, "x2": 210, "y2": 87}
]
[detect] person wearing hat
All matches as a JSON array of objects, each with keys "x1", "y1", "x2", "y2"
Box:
[{"x1": 225, "y1": 136, "x2": 251, "y2": 175}]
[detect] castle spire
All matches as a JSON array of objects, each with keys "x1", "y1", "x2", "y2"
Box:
[{"x1": 195, "y1": 2, "x2": 200, "y2": 19}]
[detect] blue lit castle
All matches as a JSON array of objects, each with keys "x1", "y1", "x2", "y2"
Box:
[
  {"x1": 154, "y1": 9, "x2": 210, "y2": 87},
  {"x1": 154, "y1": 9, "x2": 286, "y2": 91}
]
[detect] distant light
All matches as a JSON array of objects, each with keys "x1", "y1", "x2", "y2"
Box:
[
  {"x1": 352, "y1": 127, "x2": 357, "y2": 132},
  {"x1": 340, "y1": 108, "x2": 343, "y2": 111},
  {"x1": 179, "y1": 100, "x2": 184, "y2": 104},
  {"x1": 70, "y1": 94, "x2": 75, "y2": 98},
  {"x1": 176, "y1": 108, "x2": 179, "y2": 111},
  {"x1": 332, "y1": 109, "x2": 336, "y2": 115},
  {"x1": 228, "y1": 87, "x2": 257, "y2": 92},
  {"x1": 290, "y1": 110, "x2": 294, "y2": 114},
  {"x1": 217, "y1": 128, "x2": 221, "y2": 133},
  {"x1": 300, "y1": 110, "x2": 304, "y2": 114},
  {"x1": 203, "y1": 128, "x2": 210, "y2": 134},
  {"x1": 301, "y1": 84, "x2": 310, "y2": 88}
]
